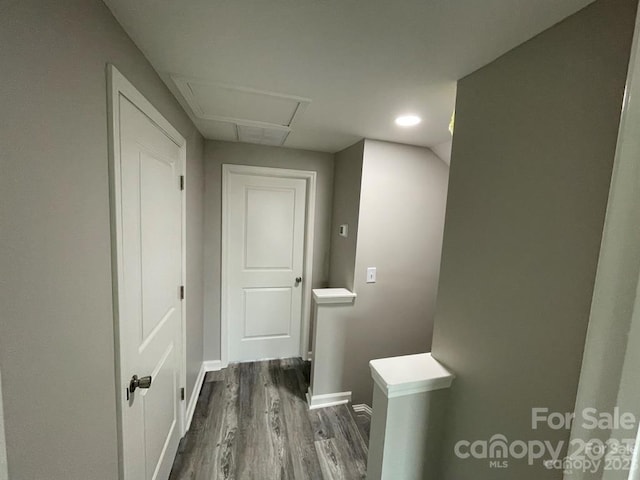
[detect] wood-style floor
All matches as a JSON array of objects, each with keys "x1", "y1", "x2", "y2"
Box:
[{"x1": 169, "y1": 358, "x2": 369, "y2": 480}]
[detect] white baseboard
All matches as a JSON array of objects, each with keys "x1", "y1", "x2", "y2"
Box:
[
  {"x1": 184, "y1": 363, "x2": 206, "y2": 433},
  {"x1": 184, "y1": 360, "x2": 227, "y2": 433},
  {"x1": 352, "y1": 403, "x2": 373, "y2": 416},
  {"x1": 306, "y1": 387, "x2": 352, "y2": 410},
  {"x1": 0, "y1": 371, "x2": 8, "y2": 480},
  {"x1": 203, "y1": 360, "x2": 226, "y2": 371}
]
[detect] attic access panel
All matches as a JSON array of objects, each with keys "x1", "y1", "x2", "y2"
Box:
[{"x1": 172, "y1": 76, "x2": 310, "y2": 128}]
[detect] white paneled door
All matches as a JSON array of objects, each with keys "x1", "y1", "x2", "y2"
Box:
[
  {"x1": 225, "y1": 167, "x2": 308, "y2": 362},
  {"x1": 109, "y1": 66, "x2": 185, "y2": 480}
]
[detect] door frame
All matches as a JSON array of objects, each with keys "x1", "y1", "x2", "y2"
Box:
[
  {"x1": 221, "y1": 164, "x2": 317, "y2": 366},
  {"x1": 106, "y1": 64, "x2": 188, "y2": 478}
]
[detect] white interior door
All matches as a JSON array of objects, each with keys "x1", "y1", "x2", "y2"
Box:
[
  {"x1": 110, "y1": 66, "x2": 185, "y2": 480},
  {"x1": 225, "y1": 168, "x2": 307, "y2": 362}
]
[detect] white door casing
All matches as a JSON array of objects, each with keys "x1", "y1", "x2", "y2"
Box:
[
  {"x1": 108, "y1": 65, "x2": 187, "y2": 480},
  {"x1": 222, "y1": 165, "x2": 316, "y2": 364},
  {"x1": 0, "y1": 370, "x2": 8, "y2": 480}
]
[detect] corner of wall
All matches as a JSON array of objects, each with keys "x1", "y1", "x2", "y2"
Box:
[{"x1": 327, "y1": 140, "x2": 365, "y2": 290}]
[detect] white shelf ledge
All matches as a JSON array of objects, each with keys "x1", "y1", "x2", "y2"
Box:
[
  {"x1": 312, "y1": 288, "x2": 357, "y2": 304},
  {"x1": 369, "y1": 353, "x2": 454, "y2": 398}
]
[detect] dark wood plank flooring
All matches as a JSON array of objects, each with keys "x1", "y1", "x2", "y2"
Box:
[
  {"x1": 351, "y1": 411, "x2": 371, "y2": 447},
  {"x1": 169, "y1": 358, "x2": 368, "y2": 480}
]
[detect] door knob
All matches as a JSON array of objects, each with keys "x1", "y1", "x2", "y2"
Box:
[
  {"x1": 129, "y1": 374, "x2": 152, "y2": 394},
  {"x1": 295, "y1": 277, "x2": 302, "y2": 286}
]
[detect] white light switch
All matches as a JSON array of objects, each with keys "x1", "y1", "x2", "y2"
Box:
[
  {"x1": 339, "y1": 224, "x2": 348, "y2": 237},
  {"x1": 366, "y1": 267, "x2": 377, "y2": 283}
]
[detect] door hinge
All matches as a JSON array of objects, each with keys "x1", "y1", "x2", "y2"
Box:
[
  {"x1": 180, "y1": 387, "x2": 185, "y2": 401},
  {"x1": 180, "y1": 175, "x2": 185, "y2": 191},
  {"x1": 180, "y1": 285, "x2": 185, "y2": 300}
]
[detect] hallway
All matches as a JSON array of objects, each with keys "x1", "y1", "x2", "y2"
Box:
[
  {"x1": 169, "y1": 359, "x2": 369, "y2": 479},
  {"x1": 4, "y1": 1, "x2": 639, "y2": 478}
]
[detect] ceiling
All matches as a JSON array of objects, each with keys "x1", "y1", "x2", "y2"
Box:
[{"x1": 103, "y1": 0, "x2": 594, "y2": 154}]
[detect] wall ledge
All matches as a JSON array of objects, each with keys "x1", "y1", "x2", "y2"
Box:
[
  {"x1": 312, "y1": 288, "x2": 356, "y2": 304},
  {"x1": 369, "y1": 353, "x2": 454, "y2": 398}
]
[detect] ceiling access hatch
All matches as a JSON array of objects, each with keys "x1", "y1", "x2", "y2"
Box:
[{"x1": 172, "y1": 75, "x2": 311, "y2": 146}]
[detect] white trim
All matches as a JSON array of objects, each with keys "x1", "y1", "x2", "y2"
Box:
[
  {"x1": 185, "y1": 360, "x2": 227, "y2": 432},
  {"x1": 107, "y1": 64, "x2": 188, "y2": 478},
  {"x1": 369, "y1": 353, "x2": 455, "y2": 399},
  {"x1": 578, "y1": 10, "x2": 640, "y2": 480},
  {"x1": 352, "y1": 404, "x2": 373, "y2": 416},
  {"x1": 306, "y1": 388, "x2": 352, "y2": 410},
  {"x1": 184, "y1": 363, "x2": 206, "y2": 432},
  {"x1": 221, "y1": 164, "x2": 317, "y2": 365},
  {"x1": 178, "y1": 107, "x2": 188, "y2": 437},
  {"x1": 312, "y1": 288, "x2": 357, "y2": 304},
  {"x1": 203, "y1": 360, "x2": 226, "y2": 372},
  {"x1": 0, "y1": 370, "x2": 8, "y2": 480}
]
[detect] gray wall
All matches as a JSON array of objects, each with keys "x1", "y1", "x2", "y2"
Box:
[
  {"x1": 202, "y1": 141, "x2": 334, "y2": 361},
  {"x1": 566, "y1": 9, "x2": 640, "y2": 479},
  {"x1": 0, "y1": 1, "x2": 205, "y2": 478},
  {"x1": 430, "y1": 0, "x2": 637, "y2": 478},
  {"x1": 328, "y1": 141, "x2": 364, "y2": 290},
  {"x1": 330, "y1": 139, "x2": 449, "y2": 404}
]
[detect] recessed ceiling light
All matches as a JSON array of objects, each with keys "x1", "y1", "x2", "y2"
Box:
[{"x1": 395, "y1": 115, "x2": 422, "y2": 127}]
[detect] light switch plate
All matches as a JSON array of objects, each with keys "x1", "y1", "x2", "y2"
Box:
[
  {"x1": 339, "y1": 224, "x2": 348, "y2": 237},
  {"x1": 366, "y1": 267, "x2": 376, "y2": 283}
]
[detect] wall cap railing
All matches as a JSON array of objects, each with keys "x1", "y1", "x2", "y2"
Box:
[{"x1": 369, "y1": 352, "x2": 454, "y2": 399}]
